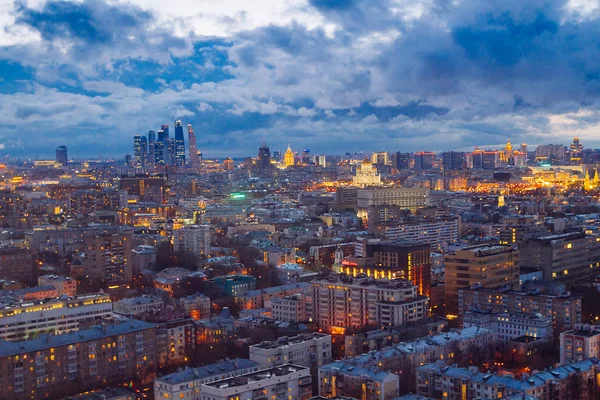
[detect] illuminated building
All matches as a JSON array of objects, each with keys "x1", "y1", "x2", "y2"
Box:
[
  {"x1": 444, "y1": 244, "x2": 519, "y2": 315},
  {"x1": 0, "y1": 319, "x2": 157, "y2": 400},
  {"x1": 0, "y1": 293, "x2": 112, "y2": 341},
  {"x1": 202, "y1": 365, "x2": 312, "y2": 400},
  {"x1": 414, "y1": 151, "x2": 435, "y2": 169},
  {"x1": 391, "y1": 152, "x2": 411, "y2": 169},
  {"x1": 321, "y1": 327, "x2": 494, "y2": 396},
  {"x1": 55, "y1": 145, "x2": 68, "y2": 166},
  {"x1": 118, "y1": 176, "x2": 167, "y2": 203},
  {"x1": 416, "y1": 358, "x2": 600, "y2": 400},
  {"x1": 154, "y1": 359, "x2": 260, "y2": 400},
  {"x1": 319, "y1": 362, "x2": 399, "y2": 400},
  {"x1": 82, "y1": 231, "x2": 133, "y2": 282},
  {"x1": 249, "y1": 333, "x2": 332, "y2": 369},
  {"x1": 535, "y1": 143, "x2": 565, "y2": 163},
  {"x1": 284, "y1": 145, "x2": 295, "y2": 168},
  {"x1": 371, "y1": 151, "x2": 389, "y2": 166},
  {"x1": 174, "y1": 120, "x2": 186, "y2": 166},
  {"x1": 223, "y1": 157, "x2": 234, "y2": 171},
  {"x1": 560, "y1": 325, "x2": 600, "y2": 364},
  {"x1": 133, "y1": 135, "x2": 144, "y2": 167},
  {"x1": 369, "y1": 216, "x2": 460, "y2": 252},
  {"x1": 179, "y1": 293, "x2": 211, "y2": 320},
  {"x1": 352, "y1": 158, "x2": 381, "y2": 187},
  {"x1": 302, "y1": 149, "x2": 311, "y2": 164},
  {"x1": 312, "y1": 276, "x2": 426, "y2": 333},
  {"x1": 462, "y1": 310, "x2": 552, "y2": 341},
  {"x1": 570, "y1": 137, "x2": 583, "y2": 165},
  {"x1": 271, "y1": 294, "x2": 312, "y2": 323},
  {"x1": 356, "y1": 187, "x2": 429, "y2": 216},
  {"x1": 519, "y1": 231, "x2": 600, "y2": 283}
]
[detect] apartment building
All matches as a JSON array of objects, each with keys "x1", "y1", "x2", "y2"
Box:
[
  {"x1": 201, "y1": 365, "x2": 312, "y2": 400},
  {"x1": 271, "y1": 294, "x2": 312, "y2": 323},
  {"x1": 83, "y1": 231, "x2": 133, "y2": 282},
  {"x1": 179, "y1": 293, "x2": 211, "y2": 320},
  {"x1": 0, "y1": 319, "x2": 157, "y2": 400},
  {"x1": 0, "y1": 247, "x2": 34, "y2": 284},
  {"x1": 463, "y1": 311, "x2": 552, "y2": 341},
  {"x1": 445, "y1": 245, "x2": 519, "y2": 315},
  {"x1": 560, "y1": 325, "x2": 600, "y2": 364},
  {"x1": 154, "y1": 359, "x2": 261, "y2": 400},
  {"x1": 370, "y1": 216, "x2": 460, "y2": 251},
  {"x1": 249, "y1": 333, "x2": 332, "y2": 369},
  {"x1": 416, "y1": 358, "x2": 600, "y2": 400},
  {"x1": 312, "y1": 276, "x2": 423, "y2": 333},
  {"x1": 458, "y1": 285, "x2": 582, "y2": 329},
  {"x1": 37, "y1": 274, "x2": 77, "y2": 296},
  {"x1": 319, "y1": 327, "x2": 496, "y2": 394},
  {"x1": 238, "y1": 283, "x2": 312, "y2": 310},
  {"x1": 173, "y1": 224, "x2": 211, "y2": 265},
  {"x1": 0, "y1": 293, "x2": 112, "y2": 341},
  {"x1": 519, "y1": 231, "x2": 600, "y2": 283},
  {"x1": 319, "y1": 362, "x2": 399, "y2": 400}
]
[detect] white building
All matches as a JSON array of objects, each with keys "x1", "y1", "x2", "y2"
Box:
[
  {"x1": 560, "y1": 324, "x2": 600, "y2": 364},
  {"x1": 352, "y1": 159, "x2": 382, "y2": 188},
  {"x1": 0, "y1": 293, "x2": 112, "y2": 341},
  {"x1": 312, "y1": 276, "x2": 423, "y2": 332},
  {"x1": 201, "y1": 364, "x2": 312, "y2": 400},
  {"x1": 357, "y1": 187, "x2": 429, "y2": 217},
  {"x1": 249, "y1": 333, "x2": 332, "y2": 369},
  {"x1": 37, "y1": 274, "x2": 77, "y2": 296},
  {"x1": 462, "y1": 310, "x2": 552, "y2": 342},
  {"x1": 173, "y1": 225, "x2": 211, "y2": 264},
  {"x1": 378, "y1": 217, "x2": 460, "y2": 251},
  {"x1": 113, "y1": 295, "x2": 164, "y2": 316},
  {"x1": 154, "y1": 359, "x2": 260, "y2": 400}
]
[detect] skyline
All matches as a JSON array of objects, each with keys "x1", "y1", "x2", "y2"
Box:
[{"x1": 3, "y1": 0, "x2": 600, "y2": 157}]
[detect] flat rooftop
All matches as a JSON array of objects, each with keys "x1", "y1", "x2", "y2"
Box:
[
  {"x1": 205, "y1": 365, "x2": 308, "y2": 389},
  {"x1": 251, "y1": 333, "x2": 329, "y2": 350}
]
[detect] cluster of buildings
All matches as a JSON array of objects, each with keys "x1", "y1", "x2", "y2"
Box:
[{"x1": 3, "y1": 136, "x2": 600, "y2": 399}]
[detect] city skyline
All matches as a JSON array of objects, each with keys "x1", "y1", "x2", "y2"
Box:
[{"x1": 3, "y1": 0, "x2": 600, "y2": 157}]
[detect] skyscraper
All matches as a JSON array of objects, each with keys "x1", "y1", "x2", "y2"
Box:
[
  {"x1": 188, "y1": 124, "x2": 200, "y2": 169},
  {"x1": 148, "y1": 130, "x2": 156, "y2": 167},
  {"x1": 257, "y1": 141, "x2": 272, "y2": 176},
  {"x1": 570, "y1": 137, "x2": 583, "y2": 165},
  {"x1": 140, "y1": 136, "x2": 148, "y2": 166},
  {"x1": 442, "y1": 151, "x2": 466, "y2": 171},
  {"x1": 133, "y1": 135, "x2": 142, "y2": 167},
  {"x1": 174, "y1": 120, "x2": 185, "y2": 166},
  {"x1": 156, "y1": 125, "x2": 170, "y2": 165},
  {"x1": 55, "y1": 145, "x2": 68, "y2": 166},
  {"x1": 284, "y1": 145, "x2": 294, "y2": 168}
]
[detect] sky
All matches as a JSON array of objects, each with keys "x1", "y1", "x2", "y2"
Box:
[{"x1": 2, "y1": 0, "x2": 600, "y2": 158}]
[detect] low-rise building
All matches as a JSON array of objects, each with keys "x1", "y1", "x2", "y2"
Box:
[
  {"x1": 180, "y1": 293, "x2": 211, "y2": 320},
  {"x1": 0, "y1": 292, "x2": 112, "y2": 341},
  {"x1": 154, "y1": 359, "x2": 261, "y2": 400},
  {"x1": 319, "y1": 362, "x2": 399, "y2": 400},
  {"x1": 463, "y1": 311, "x2": 552, "y2": 342},
  {"x1": 201, "y1": 364, "x2": 312, "y2": 400},
  {"x1": 113, "y1": 295, "x2": 164, "y2": 316},
  {"x1": 37, "y1": 274, "x2": 77, "y2": 296},
  {"x1": 249, "y1": 333, "x2": 332, "y2": 369},
  {"x1": 560, "y1": 324, "x2": 600, "y2": 364}
]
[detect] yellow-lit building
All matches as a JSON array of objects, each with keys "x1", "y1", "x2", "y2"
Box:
[{"x1": 284, "y1": 145, "x2": 295, "y2": 168}]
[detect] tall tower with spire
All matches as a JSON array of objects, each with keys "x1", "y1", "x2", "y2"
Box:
[
  {"x1": 284, "y1": 145, "x2": 295, "y2": 168},
  {"x1": 585, "y1": 169, "x2": 592, "y2": 191},
  {"x1": 188, "y1": 124, "x2": 200, "y2": 169},
  {"x1": 594, "y1": 169, "x2": 599, "y2": 189}
]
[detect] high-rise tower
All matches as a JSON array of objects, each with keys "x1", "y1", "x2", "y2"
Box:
[
  {"x1": 284, "y1": 145, "x2": 294, "y2": 168},
  {"x1": 174, "y1": 120, "x2": 185, "y2": 166},
  {"x1": 257, "y1": 141, "x2": 272, "y2": 176},
  {"x1": 140, "y1": 136, "x2": 148, "y2": 166},
  {"x1": 133, "y1": 135, "x2": 142, "y2": 167},
  {"x1": 55, "y1": 145, "x2": 68, "y2": 166},
  {"x1": 188, "y1": 124, "x2": 200, "y2": 169},
  {"x1": 148, "y1": 130, "x2": 156, "y2": 167},
  {"x1": 570, "y1": 137, "x2": 583, "y2": 165}
]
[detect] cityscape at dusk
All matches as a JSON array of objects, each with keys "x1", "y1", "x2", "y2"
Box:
[{"x1": 5, "y1": 1, "x2": 600, "y2": 400}]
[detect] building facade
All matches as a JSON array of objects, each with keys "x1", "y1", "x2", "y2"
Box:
[{"x1": 249, "y1": 333, "x2": 332, "y2": 369}]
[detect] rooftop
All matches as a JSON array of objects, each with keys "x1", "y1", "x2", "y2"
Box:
[
  {"x1": 251, "y1": 333, "x2": 330, "y2": 350},
  {"x1": 205, "y1": 364, "x2": 309, "y2": 389},
  {"x1": 155, "y1": 358, "x2": 260, "y2": 385}
]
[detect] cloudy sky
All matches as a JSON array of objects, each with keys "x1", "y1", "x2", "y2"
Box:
[{"x1": 2, "y1": 0, "x2": 600, "y2": 158}]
